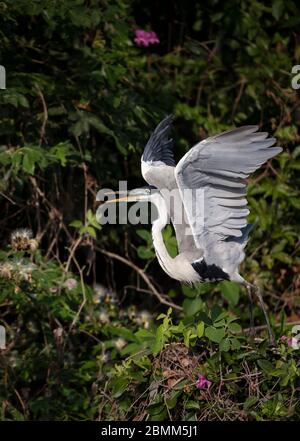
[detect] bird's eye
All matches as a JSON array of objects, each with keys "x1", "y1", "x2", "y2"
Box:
[{"x1": 147, "y1": 185, "x2": 157, "y2": 193}]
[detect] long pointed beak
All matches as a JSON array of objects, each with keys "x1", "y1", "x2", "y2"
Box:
[
  {"x1": 105, "y1": 195, "x2": 137, "y2": 204},
  {"x1": 102, "y1": 190, "x2": 128, "y2": 196},
  {"x1": 96, "y1": 189, "x2": 128, "y2": 202},
  {"x1": 104, "y1": 189, "x2": 150, "y2": 204}
]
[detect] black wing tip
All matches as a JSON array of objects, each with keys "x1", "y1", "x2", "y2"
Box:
[
  {"x1": 142, "y1": 114, "x2": 175, "y2": 166},
  {"x1": 191, "y1": 259, "x2": 230, "y2": 281},
  {"x1": 162, "y1": 114, "x2": 174, "y2": 122},
  {"x1": 154, "y1": 114, "x2": 174, "y2": 133}
]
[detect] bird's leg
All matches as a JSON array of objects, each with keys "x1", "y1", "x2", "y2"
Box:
[
  {"x1": 255, "y1": 285, "x2": 275, "y2": 346},
  {"x1": 252, "y1": 283, "x2": 275, "y2": 346},
  {"x1": 244, "y1": 282, "x2": 275, "y2": 345},
  {"x1": 245, "y1": 284, "x2": 255, "y2": 337}
]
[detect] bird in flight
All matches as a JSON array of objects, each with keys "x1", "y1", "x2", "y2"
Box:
[{"x1": 104, "y1": 116, "x2": 282, "y2": 343}]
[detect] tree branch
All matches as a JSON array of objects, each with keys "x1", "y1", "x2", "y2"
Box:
[{"x1": 96, "y1": 247, "x2": 183, "y2": 311}]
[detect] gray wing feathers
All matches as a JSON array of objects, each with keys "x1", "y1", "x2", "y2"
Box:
[
  {"x1": 175, "y1": 126, "x2": 282, "y2": 256},
  {"x1": 141, "y1": 116, "x2": 201, "y2": 259}
]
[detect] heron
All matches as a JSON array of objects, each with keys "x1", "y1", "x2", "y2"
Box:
[{"x1": 104, "y1": 116, "x2": 282, "y2": 344}]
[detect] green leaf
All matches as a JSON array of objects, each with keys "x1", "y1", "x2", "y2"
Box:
[
  {"x1": 183, "y1": 328, "x2": 197, "y2": 347},
  {"x1": 211, "y1": 304, "x2": 224, "y2": 322},
  {"x1": 86, "y1": 210, "x2": 101, "y2": 230},
  {"x1": 136, "y1": 229, "x2": 152, "y2": 243},
  {"x1": 272, "y1": 0, "x2": 284, "y2": 20},
  {"x1": 197, "y1": 321, "x2": 204, "y2": 338},
  {"x1": 83, "y1": 226, "x2": 96, "y2": 238},
  {"x1": 23, "y1": 152, "x2": 35, "y2": 174},
  {"x1": 49, "y1": 142, "x2": 74, "y2": 166},
  {"x1": 197, "y1": 312, "x2": 213, "y2": 325},
  {"x1": 152, "y1": 325, "x2": 165, "y2": 354},
  {"x1": 219, "y1": 281, "x2": 240, "y2": 306},
  {"x1": 156, "y1": 312, "x2": 167, "y2": 321},
  {"x1": 230, "y1": 337, "x2": 241, "y2": 350},
  {"x1": 183, "y1": 297, "x2": 202, "y2": 316},
  {"x1": 185, "y1": 401, "x2": 200, "y2": 410},
  {"x1": 258, "y1": 359, "x2": 275, "y2": 374},
  {"x1": 109, "y1": 326, "x2": 137, "y2": 342},
  {"x1": 150, "y1": 408, "x2": 168, "y2": 421},
  {"x1": 182, "y1": 284, "x2": 197, "y2": 298},
  {"x1": 257, "y1": 359, "x2": 285, "y2": 377},
  {"x1": 243, "y1": 396, "x2": 259, "y2": 410},
  {"x1": 272, "y1": 252, "x2": 292, "y2": 265},
  {"x1": 228, "y1": 322, "x2": 242, "y2": 334},
  {"x1": 137, "y1": 246, "x2": 154, "y2": 260},
  {"x1": 135, "y1": 329, "x2": 154, "y2": 339},
  {"x1": 69, "y1": 220, "x2": 83, "y2": 229},
  {"x1": 166, "y1": 396, "x2": 177, "y2": 409},
  {"x1": 147, "y1": 403, "x2": 165, "y2": 416},
  {"x1": 111, "y1": 378, "x2": 129, "y2": 398},
  {"x1": 205, "y1": 326, "x2": 225, "y2": 343},
  {"x1": 219, "y1": 338, "x2": 230, "y2": 352}
]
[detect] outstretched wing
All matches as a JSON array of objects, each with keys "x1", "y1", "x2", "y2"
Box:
[
  {"x1": 175, "y1": 125, "x2": 282, "y2": 270},
  {"x1": 142, "y1": 115, "x2": 175, "y2": 166},
  {"x1": 141, "y1": 116, "x2": 200, "y2": 259}
]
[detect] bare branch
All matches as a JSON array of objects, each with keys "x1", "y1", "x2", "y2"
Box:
[
  {"x1": 35, "y1": 84, "x2": 48, "y2": 146},
  {"x1": 96, "y1": 247, "x2": 183, "y2": 311}
]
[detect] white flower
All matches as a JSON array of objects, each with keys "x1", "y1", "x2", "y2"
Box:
[
  {"x1": 93, "y1": 283, "x2": 117, "y2": 304},
  {"x1": 0, "y1": 262, "x2": 14, "y2": 279},
  {"x1": 136, "y1": 310, "x2": 152, "y2": 329},
  {"x1": 18, "y1": 263, "x2": 35, "y2": 281},
  {"x1": 127, "y1": 305, "x2": 137, "y2": 320},
  {"x1": 93, "y1": 283, "x2": 106, "y2": 303},
  {"x1": 98, "y1": 310, "x2": 110, "y2": 324},
  {"x1": 114, "y1": 337, "x2": 126, "y2": 350},
  {"x1": 11, "y1": 228, "x2": 33, "y2": 240},
  {"x1": 99, "y1": 352, "x2": 109, "y2": 363},
  {"x1": 11, "y1": 228, "x2": 34, "y2": 251},
  {"x1": 29, "y1": 239, "x2": 39, "y2": 251}
]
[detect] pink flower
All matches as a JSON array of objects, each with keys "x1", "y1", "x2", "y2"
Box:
[
  {"x1": 280, "y1": 335, "x2": 299, "y2": 349},
  {"x1": 287, "y1": 337, "x2": 298, "y2": 348},
  {"x1": 134, "y1": 29, "x2": 160, "y2": 47},
  {"x1": 196, "y1": 374, "x2": 212, "y2": 390},
  {"x1": 64, "y1": 278, "x2": 78, "y2": 290}
]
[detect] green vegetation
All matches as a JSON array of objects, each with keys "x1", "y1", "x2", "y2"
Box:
[{"x1": 0, "y1": 0, "x2": 299, "y2": 421}]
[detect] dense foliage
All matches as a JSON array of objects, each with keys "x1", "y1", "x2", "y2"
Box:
[{"x1": 0, "y1": 0, "x2": 299, "y2": 420}]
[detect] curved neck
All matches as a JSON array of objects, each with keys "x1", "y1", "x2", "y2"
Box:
[
  {"x1": 151, "y1": 193, "x2": 200, "y2": 283},
  {"x1": 151, "y1": 194, "x2": 175, "y2": 278}
]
